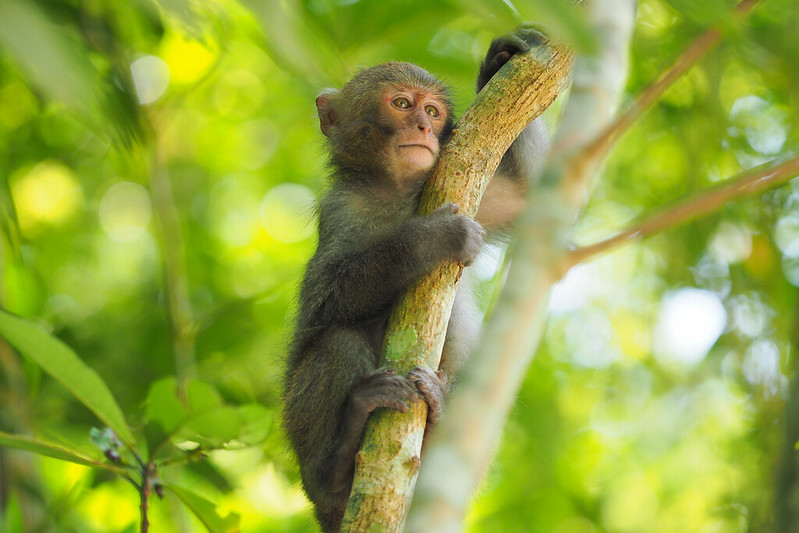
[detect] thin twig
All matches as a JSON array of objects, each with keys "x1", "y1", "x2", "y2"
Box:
[
  {"x1": 567, "y1": 155, "x2": 799, "y2": 268},
  {"x1": 139, "y1": 462, "x2": 154, "y2": 533},
  {"x1": 140, "y1": 479, "x2": 150, "y2": 533},
  {"x1": 581, "y1": 0, "x2": 761, "y2": 164}
]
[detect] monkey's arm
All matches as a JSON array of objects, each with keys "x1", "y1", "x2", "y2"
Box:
[
  {"x1": 475, "y1": 26, "x2": 550, "y2": 230},
  {"x1": 476, "y1": 119, "x2": 549, "y2": 229},
  {"x1": 299, "y1": 199, "x2": 483, "y2": 328}
]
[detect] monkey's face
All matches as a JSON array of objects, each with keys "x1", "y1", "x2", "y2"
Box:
[{"x1": 379, "y1": 88, "x2": 449, "y2": 184}]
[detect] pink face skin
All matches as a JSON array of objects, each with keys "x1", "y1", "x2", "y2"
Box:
[{"x1": 380, "y1": 88, "x2": 448, "y2": 185}]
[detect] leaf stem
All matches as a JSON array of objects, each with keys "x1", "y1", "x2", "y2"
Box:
[{"x1": 139, "y1": 462, "x2": 154, "y2": 533}]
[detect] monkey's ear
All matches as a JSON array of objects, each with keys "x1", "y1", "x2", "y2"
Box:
[{"x1": 316, "y1": 89, "x2": 340, "y2": 137}]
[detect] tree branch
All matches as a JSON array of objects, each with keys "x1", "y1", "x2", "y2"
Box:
[
  {"x1": 567, "y1": 155, "x2": 799, "y2": 268},
  {"x1": 574, "y1": 0, "x2": 761, "y2": 174},
  {"x1": 339, "y1": 37, "x2": 574, "y2": 532}
]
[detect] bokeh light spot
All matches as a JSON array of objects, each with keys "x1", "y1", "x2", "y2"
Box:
[
  {"x1": 11, "y1": 160, "x2": 82, "y2": 231},
  {"x1": 775, "y1": 214, "x2": 799, "y2": 257},
  {"x1": 742, "y1": 339, "x2": 781, "y2": 391},
  {"x1": 729, "y1": 95, "x2": 787, "y2": 155},
  {"x1": 654, "y1": 288, "x2": 727, "y2": 366},
  {"x1": 130, "y1": 55, "x2": 170, "y2": 104},
  {"x1": 160, "y1": 32, "x2": 216, "y2": 84},
  {"x1": 709, "y1": 222, "x2": 752, "y2": 264},
  {"x1": 99, "y1": 181, "x2": 152, "y2": 242},
  {"x1": 259, "y1": 183, "x2": 315, "y2": 243}
]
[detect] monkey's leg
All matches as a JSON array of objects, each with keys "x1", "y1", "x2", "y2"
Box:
[
  {"x1": 286, "y1": 327, "x2": 421, "y2": 488},
  {"x1": 285, "y1": 327, "x2": 385, "y2": 530}
]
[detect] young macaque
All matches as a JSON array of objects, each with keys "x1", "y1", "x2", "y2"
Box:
[{"x1": 283, "y1": 26, "x2": 549, "y2": 532}]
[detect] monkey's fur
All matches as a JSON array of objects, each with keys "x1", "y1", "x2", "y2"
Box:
[{"x1": 283, "y1": 27, "x2": 549, "y2": 532}]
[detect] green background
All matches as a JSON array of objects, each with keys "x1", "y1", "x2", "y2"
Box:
[{"x1": 1, "y1": 0, "x2": 798, "y2": 531}]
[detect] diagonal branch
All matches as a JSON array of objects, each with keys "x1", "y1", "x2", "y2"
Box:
[
  {"x1": 575, "y1": 0, "x2": 761, "y2": 168},
  {"x1": 567, "y1": 155, "x2": 799, "y2": 268}
]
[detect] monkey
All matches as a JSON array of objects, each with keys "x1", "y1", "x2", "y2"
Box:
[{"x1": 283, "y1": 26, "x2": 549, "y2": 532}]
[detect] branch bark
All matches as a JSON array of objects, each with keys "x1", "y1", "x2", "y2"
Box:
[{"x1": 339, "y1": 37, "x2": 574, "y2": 532}]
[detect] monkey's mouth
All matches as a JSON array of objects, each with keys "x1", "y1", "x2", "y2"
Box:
[{"x1": 399, "y1": 144, "x2": 436, "y2": 155}]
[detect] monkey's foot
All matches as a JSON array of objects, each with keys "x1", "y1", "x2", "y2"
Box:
[{"x1": 351, "y1": 369, "x2": 422, "y2": 415}]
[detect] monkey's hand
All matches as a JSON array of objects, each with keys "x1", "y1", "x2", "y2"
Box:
[
  {"x1": 477, "y1": 25, "x2": 548, "y2": 92},
  {"x1": 408, "y1": 367, "x2": 448, "y2": 424},
  {"x1": 426, "y1": 202, "x2": 485, "y2": 266}
]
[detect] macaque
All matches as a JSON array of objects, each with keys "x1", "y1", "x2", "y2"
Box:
[{"x1": 283, "y1": 26, "x2": 549, "y2": 532}]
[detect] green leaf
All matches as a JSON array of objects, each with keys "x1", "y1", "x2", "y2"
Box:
[
  {"x1": 177, "y1": 406, "x2": 240, "y2": 447},
  {"x1": 145, "y1": 377, "x2": 189, "y2": 454},
  {"x1": 0, "y1": 310, "x2": 135, "y2": 446},
  {"x1": 146, "y1": 378, "x2": 189, "y2": 433},
  {"x1": 0, "y1": 1, "x2": 95, "y2": 111},
  {"x1": 187, "y1": 380, "x2": 224, "y2": 412},
  {"x1": 145, "y1": 378, "x2": 272, "y2": 456},
  {"x1": 235, "y1": 404, "x2": 273, "y2": 446},
  {"x1": 175, "y1": 404, "x2": 272, "y2": 449},
  {"x1": 166, "y1": 483, "x2": 240, "y2": 533},
  {"x1": 0, "y1": 430, "x2": 102, "y2": 468}
]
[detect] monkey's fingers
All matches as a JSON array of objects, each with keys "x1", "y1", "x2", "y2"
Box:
[
  {"x1": 359, "y1": 368, "x2": 396, "y2": 384},
  {"x1": 408, "y1": 367, "x2": 447, "y2": 424},
  {"x1": 516, "y1": 26, "x2": 548, "y2": 48},
  {"x1": 431, "y1": 202, "x2": 461, "y2": 216},
  {"x1": 459, "y1": 218, "x2": 485, "y2": 266}
]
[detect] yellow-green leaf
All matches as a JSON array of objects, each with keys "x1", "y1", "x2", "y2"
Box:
[{"x1": 0, "y1": 310, "x2": 135, "y2": 446}]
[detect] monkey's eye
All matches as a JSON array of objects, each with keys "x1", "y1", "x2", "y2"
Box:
[
  {"x1": 425, "y1": 105, "x2": 440, "y2": 118},
  {"x1": 392, "y1": 97, "x2": 412, "y2": 109}
]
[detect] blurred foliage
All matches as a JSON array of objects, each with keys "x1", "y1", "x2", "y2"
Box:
[{"x1": 0, "y1": 0, "x2": 797, "y2": 531}]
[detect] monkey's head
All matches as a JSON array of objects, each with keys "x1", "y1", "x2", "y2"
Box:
[{"x1": 316, "y1": 62, "x2": 454, "y2": 186}]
